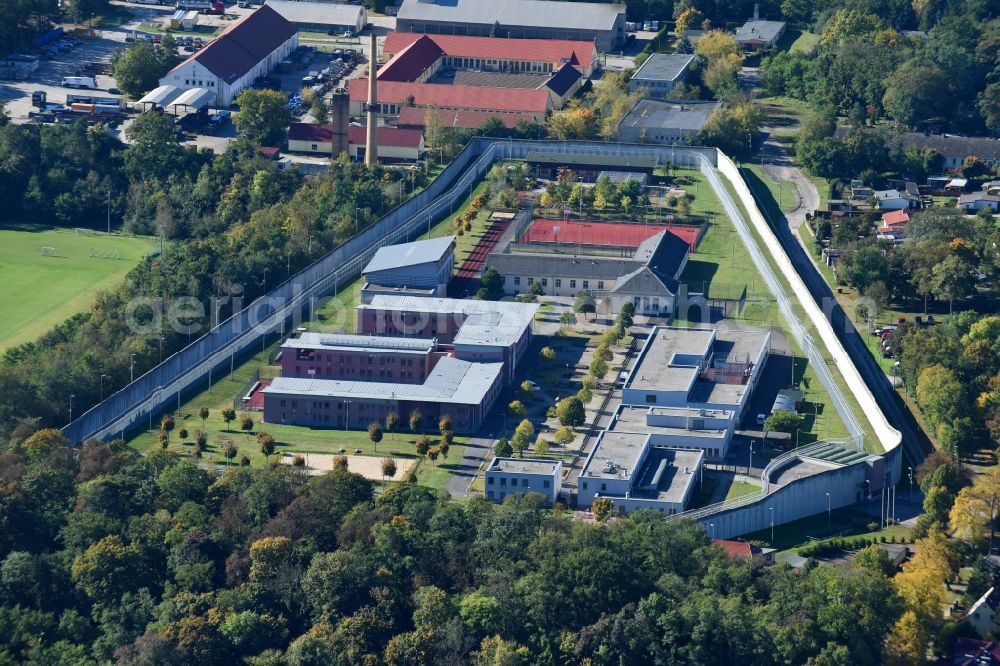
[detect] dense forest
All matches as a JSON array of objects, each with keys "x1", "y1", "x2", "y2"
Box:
[{"x1": 0, "y1": 428, "x2": 910, "y2": 665}]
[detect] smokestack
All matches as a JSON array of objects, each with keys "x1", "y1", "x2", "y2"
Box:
[
  {"x1": 365, "y1": 31, "x2": 378, "y2": 166},
  {"x1": 753, "y1": 3, "x2": 759, "y2": 19}
]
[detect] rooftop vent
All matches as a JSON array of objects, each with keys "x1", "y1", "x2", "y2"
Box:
[{"x1": 602, "y1": 460, "x2": 618, "y2": 474}]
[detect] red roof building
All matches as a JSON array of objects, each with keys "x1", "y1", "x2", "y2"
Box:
[
  {"x1": 711, "y1": 539, "x2": 775, "y2": 564},
  {"x1": 377, "y1": 35, "x2": 446, "y2": 83},
  {"x1": 347, "y1": 78, "x2": 550, "y2": 120},
  {"x1": 382, "y1": 32, "x2": 598, "y2": 77},
  {"x1": 159, "y1": 5, "x2": 298, "y2": 106},
  {"x1": 287, "y1": 122, "x2": 424, "y2": 162},
  {"x1": 395, "y1": 106, "x2": 537, "y2": 131}
]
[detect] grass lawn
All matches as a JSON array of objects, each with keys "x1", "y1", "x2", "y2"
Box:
[
  {"x1": 305, "y1": 275, "x2": 362, "y2": 334},
  {"x1": 742, "y1": 509, "x2": 914, "y2": 552},
  {"x1": 789, "y1": 30, "x2": 819, "y2": 54},
  {"x1": 0, "y1": 227, "x2": 157, "y2": 351},
  {"x1": 416, "y1": 179, "x2": 494, "y2": 269},
  {"x1": 726, "y1": 480, "x2": 761, "y2": 500},
  {"x1": 742, "y1": 164, "x2": 798, "y2": 213}
]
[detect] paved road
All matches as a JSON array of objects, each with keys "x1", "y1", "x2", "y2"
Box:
[{"x1": 758, "y1": 142, "x2": 930, "y2": 466}]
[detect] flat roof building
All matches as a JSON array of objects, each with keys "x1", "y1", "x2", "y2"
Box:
[
  {"x1": 262, "y1": 356, "x2": 503, "y2": 433},
  {"x1": 486, "y1": 458, "x2": 563, "y2": 504},
  {"x1": 395, "y1": 0, "x2": 627, "y2": 52},
  {"x1": 264, "y1": 0, "x2": 367, "y2": 34},
  {"x1": 617, "y1": 99, "x2": 721, "y2": 146},
  {"x1": 279, "y1": 332, "x2": 442, "y2": 384},
  {"x1": 578, "y1": 431, "x2": 704, "y2": 515},
  {"x1": 526, "y1": 150, "x2": 659, "y2": 181},
  {"x1": 629, "y1": 54, "x2": 695, "y2": 97}
]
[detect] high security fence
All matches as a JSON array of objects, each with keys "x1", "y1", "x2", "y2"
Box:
[{"x1": 64, "y1": 138, "x2": 901, "y2": 495}]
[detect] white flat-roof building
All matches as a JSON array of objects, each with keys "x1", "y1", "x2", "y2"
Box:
[
  {"x1": 264, "y1": 0, "x2": 368, "y2": 34},
  {"x1": 578, "y1": 431, "x2": 704, "y2": 515},
  {"x1": 486, "y1": 457, "x2": 563, "y2": 504},
  {"x1": 629, "y1": 54, "x2": 695, "y2": 97}
]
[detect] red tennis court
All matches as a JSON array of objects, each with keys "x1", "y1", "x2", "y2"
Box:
[{"x1": 522, "y1": 219, "x2": 700, "y2": 249}]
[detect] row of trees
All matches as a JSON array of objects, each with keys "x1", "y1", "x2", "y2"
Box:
[{"x1": 0, "y1": 427, "x2": 908, "y2": 664}]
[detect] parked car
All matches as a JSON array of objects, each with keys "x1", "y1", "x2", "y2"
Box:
[{"x1": 107, "y1": 87, "x2": 121, "y2": 95}]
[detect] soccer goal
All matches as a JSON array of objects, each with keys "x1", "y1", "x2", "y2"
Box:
[
  {"x1": 75, "y1": 228, "x2": 96, "y2": 236},
  {"x1": 41, "y1": 246, "x2": 56, "y2": 257},
  {"x1": 89, "y1": 248, "x2": 121, "y2": 259}
]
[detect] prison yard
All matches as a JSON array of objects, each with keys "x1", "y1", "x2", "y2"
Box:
[{"x1": 0, "y1": 227, "x2": 157, "y2": 351}]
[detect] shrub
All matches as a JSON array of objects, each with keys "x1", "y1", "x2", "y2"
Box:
[
  {"x1": 292, "y1": 455, "x2": 305, "y2": 467},
  {"x1": 178, "y1": 428, "x2": 188, "y2": 440}
]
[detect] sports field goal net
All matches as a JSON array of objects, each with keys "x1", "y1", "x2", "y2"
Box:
[{"x1": 41, "y1": 246, "x2": 56, "y2": 256}]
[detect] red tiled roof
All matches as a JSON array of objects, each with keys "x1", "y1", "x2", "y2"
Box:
[
  {"x1": 377, "y1": 35, "x2": 444, "y2": 82},
  {"x1": 383, "y1": 32, "x2": 596, "y2": 69},
  {"x1": 348, "y1": 78, "x2": 549, "y2": 113},
  {"x1": 882, "y1": 209, "x2": 911, "y2": 225},
  {"x1": 347, "y1": 124, "x2": 424, "y2": 148},
  {"x1": 171, "y1": 5, "x2": 296, "y2": 83},
  {"x1": 288, "y1": 123, "x2": 332, "y2": 142},
  {"x1": 712, "y1": 539, "x2": 757, "y2": 559},
  {"x1": 395, "y1": 106, "x2": 535, "y2": 129}
]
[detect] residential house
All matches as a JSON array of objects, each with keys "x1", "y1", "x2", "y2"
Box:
[
  {"x1": 958, "y1": 192, "x2": 1000, "y2": 212},
  {"x1": 712, "y1": 539, "x2": 776, "y2": 564},
  {"x1": 960, "y1": 587, "x2": 1000, "y2": 638},
  {"x1": 735, "y1": 19, "x2": 786, "y2": 50},
  {"x1": 875, "y1": 188, "x2": 920, "y2": 211}
]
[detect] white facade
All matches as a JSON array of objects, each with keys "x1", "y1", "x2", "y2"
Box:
[
  {"x1": 485, "y1": 458, "x2": 562, "y2": 504},
  {"x1": 159, "y1": 33, "x2": 299, "y2": 107}
]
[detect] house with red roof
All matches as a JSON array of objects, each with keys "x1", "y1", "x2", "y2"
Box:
[
  {"x1": 382, "y1": 32, "x2": 599, "y2": 78},
  {"x1": 711, "y1": 539, "x2": 775, "y2": 564},
  {"x1": 159, "y1": 5, "x2": 298, "y2": 107},
  {"x1": 287, "y1": 122, "x2": 424, "y2": 162},
  {"x1": 879, "y1": 209, "x2": 911, "y2": 239}
]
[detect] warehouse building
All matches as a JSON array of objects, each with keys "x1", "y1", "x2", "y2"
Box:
[
  {"x1": 629, "y1": 53, "x2": 695, "y2": 98},
  {"x1": 264, "y1": 0, "x2": 367, "y2": 34},
  {"x1": 361, "y1": 235, "x2": 455, "y2": 301},
  {"x1": 395, "y1": 0, "x2": 627, "y2": 52},
  {"x1": 617, "y1": 99, "x2": 721, "y2": 145},
  {"x1": 159, "y1": 5, "x2": 298, "y2": 107}
]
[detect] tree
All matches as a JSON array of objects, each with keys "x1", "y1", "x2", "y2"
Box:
[
  {"x1": 515, "y1": 419, "x2": 535, "y2": 442},
  {"x1": 555, "y1": 396, "x2": 585, "y2": 428},
  {"x1": 764, "y1": 410, "x2": 803, "y2": 434},
  {"x1": 528, "y1": 281, "x2": 544, "y2": 297},
  {"x1": 475, "y1": 636, "x2": 530, "y2": 666},
  {"x1": 494, "y1": 438, "x2": 513, "y2": 457},
  {"x1": 520, "y1": 380, "x2": 535, "y2": 398},
  {"x1": 592, "y1": 497, "x2": 613, "y2": 521},
  {"x1": 381, "y1": 457, "x2": 397, "y2": 482},
  {"x1": 240, "y1": 414, "x2": 255, "y2": 436},
  {"x1": 477, "y1": 267, "x2": 504, "y2": 300},
  {"x1": 978, "y1": 82, "x2": 1000, "y2": 131},
  {"x1": 415, "y1": 436, "x2": 431, "y2": 456},
  {"x1": 594, "y1": 345, "x2": 613, "y2": 363},
  {"x1": 198, "y1": 407, "x2": 209, "y2": 428},
  {"x1": 843, "y1": 244, "x2": 889, "y2": 293},
  {"x1": 123, "y1": 110, "x2": 183, "y2": 183},
  {"x1": 853, "y1": 544, "x2": 895, "y2": 577},
  {"x1": 931, "y1": 254, "x2": 975, "y2": 313},
  {"x1": 409, "y1": 409, "x2": 423, "y2": 434},
  {"x1": 675, "y1": 7, "x2": 705, "y2": 35},
  {"x1": 882, "y1": 62, "x2": 951, "y2": 127},
  {"x1": 112, "y1": 42, "x2": 175, "y2": 98},
  {"x1": 616, "y1": 301, "x2": 635, "y2": 328},
  {"x1": 819, "y1": 9, "x2": 883, "y2": 47},
  {"x1": 589, "y1": 358, "x2": 609, "y2": 382},
  {"x1": 540, "y1": 346, "x2": 556, "y2": 364},
  {"x1": 916, "y1": 364, "x2": 966, "y2": 434},
  {"x1": 534, "y1": 438, "x2": 549, "y2": 457},
  {"x1": 257, "y1": 432, "x2": 276, "y2": 457},
  {"x1": 950, "y1": 487, "x2": 991, "y2": 547},
  {"x1": 222, "y1": 441, "x2": 238, "y2": 463},
  {"x1": 385, "y1": 411, "x2": 399, "y2": 440},
  {"x1": 71, "y1": 535, "x2": 142, "y2": 605},
  {"x1": 438, "y1": 415, "x2": 453, "y2": 436},
  {"x1": 222, "y1": 407, "x2": 236, "y2": 431},
  {"x1": 554, "y1": 426, "x2": 575, "y2": 447},
  {"x1": 195, "y1": 430, "x2": 207, "y2": 451},
  {"x1": 233, "y1": 89, "x2": 292, "y2": 146},
  {"x1": 368, "y1": 422, "x2": 383, "y2": 451},
  {"x1": 249, "y1": 536, "x2": 292, "y2": 582},
  {"x1": 508, "y1": 400, "x2": 526, "y2": 418},
  {"x1": 574, "y1": 291, "x2": 596, "y2": 315}
]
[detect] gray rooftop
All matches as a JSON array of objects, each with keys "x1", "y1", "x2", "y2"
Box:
[
  {"x1": 263, "y1": 356, "x2": 502, "y2": 405},
  {"x1": 631, "y1": 53, "x2": 695, "y2": 83},
  {"x1": 264, "y1": 0, "x2": 365, "y2": 24},
  {"x1": 618, "y1": 99, "x2": 721, "y2": 133},
  {"x1": 735, "y1": 19, "x2": 786, "y2": 44},
  {"x1": 488, "y1": 457, "x2": 562, "y2": 475},
  {"x1": 582, "y1": 431, "x2": 649, "y2": 479},
  {"x1": 363, "y1": 236, "x2": 455, "y2": 275},
  {"x1": 360, "y1": 295, "x2": 537, "y2": 348},
  {"x1": 626, "y1": 327, "x2": 715, "y2": 391},
  {"x1": 959, "y1": 193, "x2": 1000, "y2": 204},
  {"x1": 282, "y1": 332, "x2": 435, "y2": 354},
  {"x1": 610, "y1": 405, "x2": 729, "y2": 439},
  {"x1": 397, "y1": 0, "x2": 625, "y2": 32},
  {"x1": 632, "y1": 447, "x2": 703, "y2": 503}
]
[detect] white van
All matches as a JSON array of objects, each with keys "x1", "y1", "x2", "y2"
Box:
[{"x1": 62, "y1": 76, "x2": 96, "y2": 89}]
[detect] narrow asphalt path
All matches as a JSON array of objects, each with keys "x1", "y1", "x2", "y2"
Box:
[{"x1": 757, "y1": 141, "x2": 930, "y2": 466}]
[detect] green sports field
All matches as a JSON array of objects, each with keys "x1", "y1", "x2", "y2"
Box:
[{"x1": 0, "y1": 227, "x2": 157, "y2": 352}]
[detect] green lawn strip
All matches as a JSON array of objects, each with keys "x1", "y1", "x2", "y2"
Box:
[
  {"x1": 416, "y1": 179, "x2": 494, "y2": 270},
  {"x1": 788, "y1": 31, "x2": 818, "y2": 54},
  {"x1": 721, "y1": 176, "x2": 878, "y2": 449},
  {"x1": 742, "y1": 509, "x2": 913, "y2": 552},
  {"x1": 742, "y1": 164, "x2": 798, "y2": 213},
  {"x1": 305, "y1": 275, "x2": 362, "y2": 334},
  {"x1": 0, "y1": 228, "x2": 157, "y2": 351},
  {"x1": 725, "y1": 480, "x2": 762, "y2": 500}
]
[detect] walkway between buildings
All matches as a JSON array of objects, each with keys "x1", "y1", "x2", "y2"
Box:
[{"x1": 448, "y1": 218, "x2": 511, "y2": 297}]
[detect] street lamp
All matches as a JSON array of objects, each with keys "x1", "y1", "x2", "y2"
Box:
[
  {"x1": 130, "y1": 353, "x2": 136, "y2": 383},
  {"x1": 100, "y1": 374, "x2": 107, "y2": 401},
  {"x1": 748, "y1": 440, "x2": 754, "y2": 477},
  {"x1": 908, "y1": 466, "x2": 914, "y2": 497},
  {"x1": 69, "y1": 394, "x2": 75, "y2": 424},
  {"x1": 343, "y1": 400, "x2": 352, "y2": 445},
  {"x1": 158, "y1": 336, "x2": 165, "y2": 363},
  {"x1": 769, "y1": 506, "x2": 774, "y2": 543},
  {"x1": 107, "y1": 190, "x2": 112, "y2": 236},
  {"x1": 709, "y1": 522, "x2": 715, "y2": 540},
  {"x1": 826, "y1": 492, "x2": 831, "y2": 528}
]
